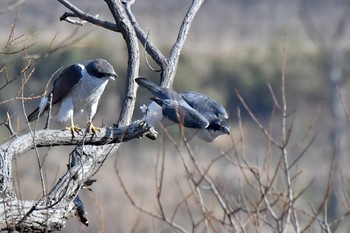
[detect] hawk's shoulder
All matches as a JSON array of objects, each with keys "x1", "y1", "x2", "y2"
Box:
[{"x1": 51, "y1": 64, "x2": 84, "y2": 104}]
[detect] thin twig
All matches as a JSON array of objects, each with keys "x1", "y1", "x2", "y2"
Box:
[
  {"x1": 155, "y1": 145, "x2": 166, "y2": 218},
  {"x1": 58, "y1": 0, "x2": 119, "y2": 32},
  {"x1": 114, "y1": 156, "x2": 188, "y2": 233},
  {"x1": 4, "y1": 112, "x2": 16, "y2": 137},
  {"x1": 162, "y1": 0, "x2": 204, "y2": 87},
  {"x1": 144, "y1": 30, "x2": 162, "y2": 72},
  {"x1": 280, "y1": 39, "x2": 298, "y2": 233},
  {"x1": 21, "y1": 71, "x2": 47, "y2": 198},
  {"x1": 235, "y1": 90, "x2": 280, "y2": 147},
  {"x1": 123, "y1": 0, "x2": 166, "y2": 68}
]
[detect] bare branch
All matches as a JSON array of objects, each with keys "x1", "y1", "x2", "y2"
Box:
[
  {"x1": 4, "y1": 112, "x2": 16, "y2": 137},
  {"x1": 1, "y1": 144, "x2": 113, "y2": 232},
  {"x1": 0, "y1": 0, "x2": 25, "y2": 14},
  {"x1": 298, "y1": 1, "x2": 326, "y2": 49},
  {"x1": 124, "y1": 0, "x2": 204, "y2": 88},
  {"x1": 1, "y1": 121, "x2": 155, "y2": 156},
  {"x1": 114, "y1": 155, "x2": 188, "y2": 233},
  {"x1": 123, "y1": 1, "x2": 167, "y2": 69},
  {"x1": 60, "y1": 12, "x2": 95, "y2": 26},
  {"x1": 104, "y1": 0, "x2": 140, "y2": 126},
  {"x1": 58, "y1": 0, "x2": 120, "y2": 32},
  {"x1": 235, "y1": 90, "x2": 280, "y2": 147},
  {"x1": 162, "y1": 0, "x2": 204, "y2": 88}
]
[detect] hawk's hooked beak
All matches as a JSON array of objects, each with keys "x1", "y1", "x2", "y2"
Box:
[
  {"x1": 220, "y1": 120, "x2": 231, "y2": 135},
  {"x1": 223, "y1": 125, "x2": 230, "y2": 135},
  {"x1": 109, "y1": 73, "x2": 118, "y2": 81}
]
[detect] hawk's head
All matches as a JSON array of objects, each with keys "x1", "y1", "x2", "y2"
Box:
[
  {"x1": 86, "y1": 59, "x2": 118, "y2": 80},
  {"x1": 209, "y1": 118, "x2": 230, "y2": 135}
]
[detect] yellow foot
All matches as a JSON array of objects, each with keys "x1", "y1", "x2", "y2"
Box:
[
  {"x1": 87, "y1": 123, "x2": 101, "y2": 135},
  {"x1": 66, "y1": 125, "x2": 82, "y2": 137}
]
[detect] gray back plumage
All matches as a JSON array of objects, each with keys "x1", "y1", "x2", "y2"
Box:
[
  {"x1": 27, "y1": 64, "x2": 83, "y2": 122},
  {"x1": 181, "y1": 91, "x2": 228, "y2": 119},
  {"x1": 136, "y1": 77, "x2": 210, "y2": 129},
  {"x1": 161, "y1": 99, "x2": 209, "y2": 128}
]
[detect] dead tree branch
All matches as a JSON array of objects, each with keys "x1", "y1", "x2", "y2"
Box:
[
  {"x1": 1, "y1": 121, "x2": 155, "y2": 155},
  {"x1": 58, "y1": 0, "x2": 120, "y2": 32},
  {"x1": 163, "y1": 0, "x2": 204, "y2": 87},
  {"x1": 105, "y1": 0, "x2": 140, "y2": 126},
  {"x1": 123, "y1": 0, "x2": 204, "y2": 88},
  {"x1": 123, "y1": 0, "x2": 167, "y2": 69}
]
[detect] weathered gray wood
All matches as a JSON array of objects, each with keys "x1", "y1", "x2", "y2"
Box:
[
  {"x1": 0, "y1": 121, "x2": 153, "y2": 156},
  {"x1": 0, "y1": 121, "x2": 156, "y2": 232}
]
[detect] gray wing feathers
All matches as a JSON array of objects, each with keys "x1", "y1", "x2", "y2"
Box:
[
  {"x1": 181, "y1": 91, "x2": 228, "y2": 119},
  {"x1": 51, "y1": 64, "x2": 83, "y2": 105},
  {"x1": 162, "y1": 99, "x2": 209, "y2": 128},
  {"x1": 136, "y1": 77, "x2": 228, "y2": 130},
  {"x1": 135, "y1": 77, "x2": 177, "y2": 100},
  {"x1": 136, "y1": 77, "x2": 210, "y2": 128},
  {"x1": 27, "y1": 64, "x2": 83, "y2": 122}
]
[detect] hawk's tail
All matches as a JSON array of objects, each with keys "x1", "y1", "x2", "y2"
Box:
[
  {"x1": 135, "y1": 77, "x2": 164, "y2": 97},
  {"x1": 27, "y1": 96, "x2": 49, "y2": 122},
  {"x1": 27, "y1": 108, "x2": 40, "y2": 122}
]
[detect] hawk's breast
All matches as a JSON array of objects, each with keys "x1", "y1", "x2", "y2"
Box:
[
  {"x1": 57, "y1": 69, "x2": 109, "y2": 121},
  {"x1": 69, "y1": 74, "x2": 109, "y2": 109}
]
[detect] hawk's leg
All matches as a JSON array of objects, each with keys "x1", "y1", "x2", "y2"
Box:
[
  {"x1": 87, "y1": 121, "x2": 100, "y2": 135},
  {"x1": 86, "y1": 101, "x2": 100, "y2": 135},
  {"x1": 66, "y1": 116, "x2": 82, "y2": 137}
]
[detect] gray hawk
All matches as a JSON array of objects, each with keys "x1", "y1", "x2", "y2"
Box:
[
  {"x1": 136, "y1": 77, "x2": 230, "y2": 142},
  {"x1": 28, "y1": 58, "x2": 117, "y2": 136}
]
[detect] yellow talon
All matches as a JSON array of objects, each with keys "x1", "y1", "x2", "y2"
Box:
[
  {"x1": 87, "y1": 122, "x2": 101, "y2": 135},
  {"x1": 66, "y1": 125, "x2": 82, "y2": 137}
]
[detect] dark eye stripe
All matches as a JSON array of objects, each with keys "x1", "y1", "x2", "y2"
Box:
[{"x1": 90, "y1": 71, "x2": 107, "y2": 78}]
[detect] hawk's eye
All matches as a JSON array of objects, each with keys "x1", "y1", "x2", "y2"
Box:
[{"x1": 95, "y1": 72, "x2": 108, "y2": 78}]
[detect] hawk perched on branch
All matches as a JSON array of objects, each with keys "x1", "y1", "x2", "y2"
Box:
[
  {"x1": 28, "y1": 58, "x2": 117, "y2": 136},
  {"x1": 136, "y1": 77, "x2": 230, "y2": 142}
]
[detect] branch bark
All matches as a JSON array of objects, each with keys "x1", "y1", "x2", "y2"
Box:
[
  {"x1": 123, "y1": 0, "x2": 167, "y2": 69},
  {"x1": 104, "y1": 0, "x2": 140, "y2": 126},
  {"x1": 0, "y1": 121, "x2": 155, "y2": 231},
  {"x1": 162, "y1": 0, "x2": 204, "y2": 88},
  {"x1": 58, "y1": 0, "x2": 120, "y2": 32},
  {"x1": 1, "y1": 121, "x2": 155, "y2": 156},
  {"x1": 123, "y1": 0, "x2": 204, "y2": 88}
]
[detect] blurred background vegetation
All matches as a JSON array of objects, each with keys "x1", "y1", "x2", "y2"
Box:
[{"x1": 1, "y1": 0, "x2": 350, "y2": 232}]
